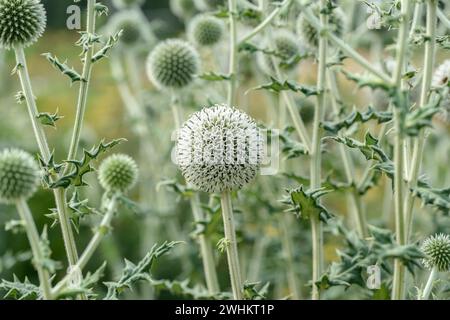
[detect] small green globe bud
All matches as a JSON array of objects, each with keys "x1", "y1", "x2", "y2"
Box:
[
  {"x1": 112, "y1": 0, "x2": 144, "y2": 10},
  {"x1": 194, "y1": 0, "x2": 225, "y2": 11},
  {"x1": 170, "y1": 0, "x2": 198, "y2": 20},
  {"x1": 146, "y1": 39, "x2": 200, "y2": 89},
  {"x1": 297, "y1": 4, "x2": 344, "y2": 49},
  {"x1": 421, "y1": 234, "x2": 450, "y2": 272},
  {"x1": 0, "y1": 0, "x2": 47, "y2": 50},
  {"x1": 257, "y1": 30, "x2": 304, "y2": 75},
  {"x1": 98, "y1": 154, "x2": 138, "y2": 193},
  {"x1": 188, "y1": 14, "x2": 224, "y2": 47},
  {"x1": 0, "y1": 149, "x2": 41, "y2": 204},
  {"x1": 108, "y1": 12, "x2": 142, "y2": 46},
  {"x1": 177, "y1": 104, "x2": 264, "y2": 193}
]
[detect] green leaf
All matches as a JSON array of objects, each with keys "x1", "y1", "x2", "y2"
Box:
[
  {"x1": 92, "y1": 31, "x2": 122, "y2": 63},
  {"x1": 243, "y1": 282, "x2": 270, "y2": 300},
  {"x1": 279, "y1": 127, "x2": 309, "y2": 159},
  {"x1": 42, "y1": 53, "x2": 83, "y2": 84},
  {"x1": 0, "y1": 275, "x2": 40, "y2": 300},
  {"x1": 104, "y1": 241, "x2": 182, "y2": 300},
  {"x1": 247, "y1": 77, "x2": 319, "y2": 96},
  {"x1": 198, "y1": 71, "x2": 231, "y2": 82},
  {"x1": 95, "y1": 3, "x2": 109, "y2": 16},
  {"x1": 404, "y1": 96, "x2": 442, "y2": 136},
  {"x1": 322, "y1": 106, "x2": 392, "y2": 134},
  {"x1": 282, "y1": 186, "x2": 334, "y2": 222},
  {"x1": 412, "y1": 184, "x2": 450, "y2": 214},
  {"x1": 5, "y1": 219, "x2": 25, "y2": 234},
  {"x1": 50, "y1": 138, "x2": 125, "y2": 189},
  {"x1": 156, "y1": 179, "x2": 195, "y2": 199},
  {"x1": 152, "y1": 279, "x2": 230, "y2": 300},
  {"x1": 39, "y1": 226, "x2": 62, "y2": 274},
  {"x1": 36, "y1": 109, "x2": 63, "y2": 127},
  {"x1": 341, "y1": 69, "x2": 392, "y2": 91}
]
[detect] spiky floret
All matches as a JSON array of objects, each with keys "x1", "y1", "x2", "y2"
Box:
[
  {"x1": 146, "y1": 39, "x2": 200, "y2": 89},
  {"x1": 0, "y1": 149, "x2": 40, "y2": 204},
  {"x1": 112, "y1": 0, "x2": 144, "y2": 10},
  {"x1": 170, "y1": 0, "x2": 198, "y2": 20},
  {"x1": 194, "y1": 0, "x2": 225, "y2": 11},
  {"x1": 296, "y1": 3, "x2": 344, "y2": 49},
  {"x1": 188, "y1": 14, "x2": 224, "y2": 47},
  {"x1": 107, "y1": 12, "x2": 141, "y2": 46},
  {"x1": 98, "y1": 154, "x2": 138, "y2": 193},
  {"x1": 421, "y1": 234, "x2": 450, "y2": 272},
  {"x1": 257, "y1": 29, "x2": 303, "y2": 75},
  {"x1": 176, "y1": 104, "x2": 264, "y2": 193},
  {"x1": 0, "y1": 0, "x2": 46, "y2": 50}
]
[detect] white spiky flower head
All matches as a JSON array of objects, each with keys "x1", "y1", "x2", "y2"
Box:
[
  {"x1": 112, "y1": 0, "x2": 144, "y2": 10},
  {"x1": 146, "y1": 39, "x2": 200, "y2": 90},
  {"x1": 176, "y1": 104, "x2": 264, "y2": 193},
  {"x1": 421, "y1": 234, "x2": 450, "y2": 272},
  {"x1": 98, "y1": 154, "x2": 138, "y2": 193},
  {"x1": 0, "y1": 0, "x2": 47, "y2": 50},
  {"x1": 188, "y1": 14, "x2": 224, "y2": 47},
  {"x1": 170, "y1": 0, "x2": 198, "y2": 20},
  {"x1": 0, "y1": 148, "x2": 41, "y2": 204}
]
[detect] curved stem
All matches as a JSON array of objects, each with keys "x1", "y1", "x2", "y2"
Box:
[
  {"x1": 220, "y1": 191, "x2": 243, "y2": 300},
  {"x1": 238, "y1": 0, "x2": 292, "y2": 45},
  {"x1": 391, "y1": 0, "x2": 412, "y2": 301},
  {"x1": 420, "y1": 267, "x2": 437, "y2": 300},
  {"x1": 65, "y1": 0, "x2": 97, "y2": 167},
  {"x1": 227, "y1": 0, "x2": 238, "y2": 107},
  {"x1": 15, "y1": 199, "x2": 52, "y2": 300},
  {"x1": 404, "y1": 0, "x2": 437, "y2": 242}
]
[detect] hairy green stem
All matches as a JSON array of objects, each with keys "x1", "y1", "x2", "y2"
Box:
[
  {"x1": 404, "y1": 0, "x2": 437, "y2": 242},
  {"x1": 227, "y1": 0, "x2": 238, "y2": 107},
  {"x1": 420, "y1": 267, "x2": 437, "y2": 300},
  {"x1": 220, "y1": 191, "x2": 243, "y2": 299},
  {"x1": 391, "y1": 0, "x2": 411, "y2": 300},
  {"x1": 15, "y1": 199, "x2": 52, "y2": 300}
]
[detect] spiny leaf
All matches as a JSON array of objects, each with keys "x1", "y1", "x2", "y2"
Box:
[
  {"x1": 38, "y1": 153, "x2": 64, "y2": 187},
  {"x1": 39, "y1": 226, "x2": 62, "y2": 274},
  {"x1": 36, "y1": 109, "x2": 63, "y2": 128},
  {"x1": 92, "y1": 31, "x2": 122, "y2": 63},
  {"x1": 279, "y1": 127, "x2": 309, "y2": 158},
  {"x1": 104, "y1": 241, "x2": 182, "y2": 300},
  {"x1": 42, "y1": 53, "x2": 83, "y2": 84},
  {"x1": 95, "y1": 3, "x2": 109, "y2": 16},
  {"x1": 243, "y1": 282, "x2": 270, "y2": 300},
  {"x1": 50, "y1": 138, "x2": 125, "y2": 189},
  {"x1": 341, "y1": 69, "x2": 392, "y2": 91},
  {"x1": 152, "y1": 279, "x2": 230, "y2": 300},
  {"x1": 77, "y1": 32, "x2": 101, "y2": 55},
  {"x1": 156, "y1": 179, "x2": 195, "y2": 199},
  {"x1": 4, "y1": 219, "x2": 25, "y2": 234},
  {"x1": 247, "y1": 76, "x2": 319, "y2": 96},
  {"x1": 282, "y1": 186, "x2": 334, "y2": 222},
  {"x1": 198, "y1": 71, "x2": 231, "y2": 82},
  {"x1": 404, "y1": 96, "x2": 442, "y2": 136},
  {"x1": 322, "y1": 106, "x2": 392, "y2": 134},
  {"x1": 412, "y1": 184, "x2": 450, "y2": 214},
  {"x1": 0, "y1": 275, "x2": 40, "y2": 300}
]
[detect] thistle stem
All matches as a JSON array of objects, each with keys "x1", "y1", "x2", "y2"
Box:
[
  {"x1": 404, "y1": 0, "x2": 437, "y2": 242},
  {"x1": 220, "y1": 191, "x2": 243, "y2": 300},
  {"x1": 52, "y1": 194, "x2": 118, "y2": 295},
  {"x1": 420, "y1": 267, "x2": 437, "y2": 300},
  {"x1": 13, "y1": 47, "x2": 79, "y2": 267},
  {"x1": 15, "y1": 199, "x2": 52, "y2": 300},
  {"x1": 391, "y1": 0, "x2": 411, "y2": 301},
  {"x1": 65, "y1": 0, "x2": 97, "y2": 166},
  {"x1": 309, "y1": 0, "x2": 328, "y2": 300},
  {"x1": 227, "y1": 0, "x2": 238, "y2": 107}
]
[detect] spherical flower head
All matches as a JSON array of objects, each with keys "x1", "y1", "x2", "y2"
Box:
[
  {"x1": 176, "y1": 104, "x2": 264, "y2": 193},
  {"x1": 188, "y1": 14, "x2": 224, "y2": 47},
  {"x1": 421, "y1": 234, "x2": 450, "y2": 272},
  {"x1": 112, "y1": 0, "x2": 144, "y2": 10},
  {"x1": 194, "y1": 0, "x2": 225, "y2": 11},
  {"x1": 98, "y1": 154, "x2": 138, "y2": 193},
  {"x1": 257, "y1": 30, "x2": 303, "y2": 76},
  {"x1": 0, "y1": 149, "x2": 41, "y2": 204},
  {"x1": 0, "y1": 0, "x2": 47, "y2": 50},
  {"x1": 108, "y1": 12, "x2": 141, "y2": 46},
  {"x1": 297, "y1": 4, "x2": 344, "y2": 49},
  {"x1": 146, "y1": 39, "x2": 200, "y2": 89},
  {"x1": 170, "y1": 0, "x2": 198, "y2": 20}
]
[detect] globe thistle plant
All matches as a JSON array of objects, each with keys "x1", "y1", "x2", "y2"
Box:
[
  {"x1": 176, "y1": 104, "x2": 264, "y2": 194},
  {"x1": 107, "y1": 12, "x2": 142, "y2": 46},
  {"x1": 0, "y1": 0, "x2": 47, "y2": 50},
  {"x1": 421, "y1": 233, "x2": 450, "y2": 272},
  {"x1": 170, "y1": 0, "x2": 198, "y2": 20},
  {"x1": 98, "y1": 154, "x2": 138, "y2": 193},
  {"x1": 188, "y1": 14, "x2": 224, "y2": 47},
  {"x1": 112, "y1": 0, "x2": 144, "y2": 10},
  {"x1": 146, "y1": 39, "x2": 200, "y2": 89},
  {"x1": 297, "y1": 3, "x2": 344, "y2": 49},
  {"x1": 0, "y1": 149, "x2": 40, "y2": 204}
]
